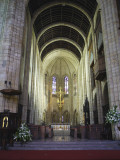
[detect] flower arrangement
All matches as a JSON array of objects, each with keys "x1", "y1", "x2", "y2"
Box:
[
  {"x1": 106, "y1": 105, "x2": 120, "y2": 124},
  {"x1": 14, "y1": 123, "x2": 32, "y2": 143}
]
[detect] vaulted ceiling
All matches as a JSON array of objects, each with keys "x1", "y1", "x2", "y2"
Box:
[{"x1": 28, "y1": 0, "x2": 97, "y2": 61}]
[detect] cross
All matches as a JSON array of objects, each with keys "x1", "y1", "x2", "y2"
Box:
[{"x1": 56, "y1": 87, "x2": 64, "y2": 109}]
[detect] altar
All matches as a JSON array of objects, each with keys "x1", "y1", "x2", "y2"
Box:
[
  {"x1": 51, "y1": 124, "x2": 70, "y2": 136},
  {"x1": 50, "y1": 88, "x2": 70, "y2": 136}
]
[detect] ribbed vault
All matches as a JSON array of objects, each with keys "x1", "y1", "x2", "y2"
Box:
[
  {"x1": 28, "y1": 0, "x2": 97, "y2": 61},
  {"x1": 38, "y1": 25, "x2": 85, "y2": 50},
  {"x1": 41, "y1": 40, "x2": 81, "y2": 61},
  {"x1": 43, "y1": 49, "x2": 79, "y2": 73}
]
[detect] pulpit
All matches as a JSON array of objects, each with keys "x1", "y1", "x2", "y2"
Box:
[
  {"x1": 0, "y1": 85, "x2": 21, "y2": 149},
  {"x1": 0, "y1": 110, "x2": 19, "y2": 150}
]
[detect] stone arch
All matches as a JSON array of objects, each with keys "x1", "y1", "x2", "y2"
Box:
[
  {"x1": 43, "y1": 49, "x2": 79, "y2": 73},
  {"x1": 94, "y1": 8, "x2": 101, "y2": 30},
  {"x1": 37, "y1": 22, "x2": 86, "y2": 43},
  {"x1": 96, "y1": 0, "x2": 102, "y2": 8},
  {"x1": 39, "y1": 37, "x2": 82, "y2": 57},
  {"x1": 32, "y1": 1, "x2": 93, "y2": 27}
]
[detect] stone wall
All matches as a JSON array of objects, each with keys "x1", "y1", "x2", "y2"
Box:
[
  {"x1": 0, "y1": 0, "x2": 25, "y2": 113},
  {"x1": 19, "y1": 9, "x2": 43, "y2": 124},
  {"x1": 0, "y1": 0, "x2": 120, "y2": 140},
  {"x1": 44, "y1": 55, "x2": 77, "y2": 125},
  {"x1": 98, "y1": 0, "x2": 120, "y2": 139}
]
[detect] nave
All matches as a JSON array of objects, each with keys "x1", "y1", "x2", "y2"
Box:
[{"x1": 0, "y1": 1, "x2": 120, "y2": 153}]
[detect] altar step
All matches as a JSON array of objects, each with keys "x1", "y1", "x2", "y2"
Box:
[{"x1": 8, "y1": 137, "x2": 120, "y2": 150}]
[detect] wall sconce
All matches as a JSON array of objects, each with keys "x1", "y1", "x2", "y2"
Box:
[
  {"x1": 9, "y1": 81, "x2": 11, "y2": 88},
  {"x1": 4, "y1": 81, "x2": 11, "y2": 88},
  {"x1": 4, "y1": 81, "x2": 7, "y2": 87}
]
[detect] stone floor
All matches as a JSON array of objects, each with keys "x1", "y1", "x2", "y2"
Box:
[{"x1": 8, "y1": 136, "x2": 120, "y2": 150}]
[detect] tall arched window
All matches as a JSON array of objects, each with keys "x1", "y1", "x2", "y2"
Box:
[
  {"x1": 52, "y1": 76, "x2": 56, "y2": 94},
  {"x1": 64, "y1": 76, "x2": 69, "y2": 94}
]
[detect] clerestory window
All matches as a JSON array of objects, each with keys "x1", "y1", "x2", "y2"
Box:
[
  {"x1": 64, "y1": 76, "x2": 69, "y2": 94},
  {"x1": 52, "y1": 76, "x2": 56, "y2": 94}
]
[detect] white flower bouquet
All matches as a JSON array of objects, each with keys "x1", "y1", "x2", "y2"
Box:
[
  {"x1": 14, "y1": 123, "x2": 32, "y2": 143},
  {"x1": 106, "y1": 105, "x2": 120, "y2": 124}
]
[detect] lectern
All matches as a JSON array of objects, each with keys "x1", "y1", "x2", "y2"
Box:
[
  {"x1": 0, "y1": 85, "x2": 21, "y2": 150},
  {"x1": 0, "y1": 110, "x2": 19, "y2": 150}
]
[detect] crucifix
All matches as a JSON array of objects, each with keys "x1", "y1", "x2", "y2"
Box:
[{"x1": 57, "y1": 87, "x2": 64, "y2": 123}]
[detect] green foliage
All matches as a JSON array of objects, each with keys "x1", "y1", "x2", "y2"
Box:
[
  {"x1": 14, "y1": 123, "x2": 32, "y2": 143},
  {"x1": 106, "y1": 105, "x2": 120, "y2": 124}
]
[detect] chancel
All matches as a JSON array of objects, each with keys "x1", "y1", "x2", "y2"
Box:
[
  {"x1": 0, "y1": 0, "x2": 120, "y2": 151},
  {"x1": 51, "y1": 86, "x2": 70, "y2": 136}
]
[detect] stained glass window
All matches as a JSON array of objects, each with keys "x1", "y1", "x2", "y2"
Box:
[
  {"x1": 65, "y1": 76, "x2": 69, "y2": 94},
  {"x1": 52, "y1": 76, "x2": 56, "y2": 94}
]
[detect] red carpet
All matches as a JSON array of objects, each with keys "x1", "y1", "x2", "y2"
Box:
[{"x1": 0, "y1": 150, "x2": 120, "y2": 160}]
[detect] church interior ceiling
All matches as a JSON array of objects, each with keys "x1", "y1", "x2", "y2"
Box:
[{"x1": 28, "y1": 0, "x2": 97, "y2": 61}]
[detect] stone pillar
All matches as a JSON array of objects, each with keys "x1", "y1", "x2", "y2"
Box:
[
  {"x1": 98, "y1": 0, "x2": 120, "y2": 139},
  {"x1": 0, "y1": 0, "x2": 9, "y2": 112},
  {"x1": 96, "y1": 81, "x2": 103, "y2": 124},
  {"x1": 99, "y1": 0, "x2": 120, "y2": 108},
  {"x1": 0, "y1": 0, "x2": 26, "y2": 112},
  {"x1": 20, "y1": 8, "x2": 33, "y2": 122},
  {"x1": 85, "y1": 48, "x2": 94, "y2": 125}
]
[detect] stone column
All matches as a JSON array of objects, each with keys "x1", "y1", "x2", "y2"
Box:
[
  {"x1": 99, "y1": 0, "x2": 120, "y2": 108},
  {"x1": 0, "y1": 0, "x2": 26, "y2": 112},
  {"x1": 0, "y1": 0, "x2": 9, "y2": 112},
  {"x1": 19, "y1": 8, "x2": 33, "y2": 122},
  {"x1": 98, "y1": 0, "x2": 120, "y2": 139}
]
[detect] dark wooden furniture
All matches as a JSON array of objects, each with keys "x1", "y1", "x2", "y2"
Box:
[
  {"x1": 0, "y1": 110, "x2": 19, "y2": 150},
  {"x1": 70, "y1": 127, "x2": 77, "y2": 138},
  {"x1": 100, "y1": 124, "x2": 112, "y2": 140},
  {"x1": 0, "y1": 89, "x2": 21, "y2": 95}
]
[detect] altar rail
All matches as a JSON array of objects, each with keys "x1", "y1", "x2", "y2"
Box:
[
  {"x1": 70, "y1": 128, "x2": 77, "y2": 138},
  {"x1": 28, "y1": 124, "x2": 54, "y2": 139}
]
